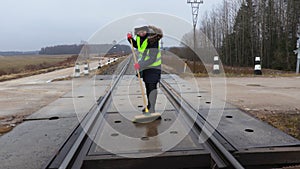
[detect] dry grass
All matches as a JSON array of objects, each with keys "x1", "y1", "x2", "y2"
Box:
[
  {"x1": 224, "y1": 66, "x2": 299, "y2": 77},
  {"x1": 51, "y1": 76, "x2": 72, "y2": 82},
  {"x1": 248, "y1": 110, "x2": 300, "y2": 140},
  {"x1": 95, "y1": 57, "x2": 126, "y2": 75},
  {"x1": 0, "y1": 124, "x2": 13, "y2": 135},
  {"x1": 0, "y1": 55, "x2": 77, "y2": 81},
  {"x1": 191, "y1": 63, "x2": 299, "y2": 77},
  {"x1": 0, "y1": 55, "x2": 69, "y2": 72},
  {"x1": 164, "y1": 59, "x2": 299, "y2": 77}
]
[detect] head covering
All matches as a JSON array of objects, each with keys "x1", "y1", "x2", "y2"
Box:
[
  {"x1": 135, "y1": 26, "x2": 149, "y2": 35},
  {"x1": 134, "y1": 18, "x2": 149, "y2": 35},
  {"x1": 147, "y1": 25, "x2": 163, "y2": 45}
]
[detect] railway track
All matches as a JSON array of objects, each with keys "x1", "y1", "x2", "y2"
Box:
[
  {"x1": 44, "y1": 55, "x2": 300, "y2": 169},
  {"x1": 160, "y1": 80, "x2": 244, "y2": 169}
]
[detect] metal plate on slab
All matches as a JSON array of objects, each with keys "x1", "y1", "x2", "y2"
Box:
[
  {"x1": 89, "y1": 110, "x2": 205, "y2": 156},
  {"x1": 108, "y1": 94, "x2": 174, "y2": 113},
  {"x1": 217, "y1": 109, "x2": 300, "y2": 149}
]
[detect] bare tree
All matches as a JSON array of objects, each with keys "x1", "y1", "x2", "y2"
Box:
[{"x1": 198, "y1": 0, "x2": 299, "y2": 70}]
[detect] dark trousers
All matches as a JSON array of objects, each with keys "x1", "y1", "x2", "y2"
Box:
[{"x1": 145, "y1": 83, "x2": 158, "y2": 113}]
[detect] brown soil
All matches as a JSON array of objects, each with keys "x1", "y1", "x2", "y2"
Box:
[{"x1": 0, "y1": 55, "x2": 77, "y2": 82}]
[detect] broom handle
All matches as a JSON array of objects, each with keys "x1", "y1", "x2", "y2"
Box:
[{"x1": 129, "y1": 39, "x2": 149, "y2": 113}]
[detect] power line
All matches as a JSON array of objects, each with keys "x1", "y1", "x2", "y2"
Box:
[{"x1": 187, "y1": 0, "x2": 204, "y2": 29}]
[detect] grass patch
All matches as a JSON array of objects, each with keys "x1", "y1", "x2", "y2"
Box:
[
  {"x1": 95, "y1": 57, "x2": 126, "y2": 75},
  {"x1": 171, "y1": 59, "x2": 299, "y2": 77},
  {"x1": 0, "y1": 55, "x2": 77, "y2": 81},
  {"x1": 246, "y1": 84, "x2": 263, "y2": 87},
  {"x1": 250, "y1": 110, "x2": 300, "y2": 140},
  {"x1": 51, "y1": 76, "x2": 72, "y2": 82},
  {"x1": 0, "y1": 55, "x2": 68, "y2": 73}
]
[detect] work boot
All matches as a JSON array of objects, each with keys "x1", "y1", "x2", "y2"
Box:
[
  {"x1": 143, "y1": 106, "x2": 157, "y2": 114},
  {"x1": 143, "y1": 107, "x2": 156, "y2": 114},
  {"x1": 149, "y1": 108, "x2": 155, "y2": 113}
]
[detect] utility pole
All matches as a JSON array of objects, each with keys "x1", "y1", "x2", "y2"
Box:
[{"x1": 187, "y1": 0, "x2": 203, "y2": 73}]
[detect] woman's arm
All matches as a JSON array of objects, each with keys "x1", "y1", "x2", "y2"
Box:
[{"x1": 128, "y1": 38, "x2": 138, "y2": 48}]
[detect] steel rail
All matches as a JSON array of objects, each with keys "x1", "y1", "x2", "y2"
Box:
[
  {"x1": 160, "y1": 79, "x2": 245, "y2": 169},
  {"x1": 46, "y1": 55, "x2": 245, "y2": 169},
  {"x1": 44, "y1": 56, "x2": 131, "y2": 169}
]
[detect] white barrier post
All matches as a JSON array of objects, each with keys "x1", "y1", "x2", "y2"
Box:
[
  {"x1": 295, "y1": 36, "x2": 300, "y2": 74},
  {"x1": 98, "y1": 62, "x2": 102, "y2": 69},
  {"x1": 183, "y1": 61, "x2": 187, "y2": 73},
  {"x1": 297, "y1": 52, "x2": 300, "y2": 74},
  {"x1": 213, "y1": 56, "x2": 220, "y2": 74},
  {"x1": 254, "y1": 57, "x2": 262, "y2": 75},
  {"x1": 74, "y1": 63, "x2": 80, "y2": 78},
  {"x1": 83, "y1": 63, "x2": 89, "y2": 75}
]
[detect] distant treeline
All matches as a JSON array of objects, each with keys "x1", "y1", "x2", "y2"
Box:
[
  {"x1": 0, "y1": 51, "x2": 39, "y2": 56},
  {"x1": 39, "y1": 44, "x2": 82, "y2": 55},
  {"x1": 39, "y1": 44, "x2": 131, "y2": 55}
]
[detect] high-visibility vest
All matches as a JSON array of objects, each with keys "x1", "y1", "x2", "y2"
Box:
[{"x1": 136, "y1": 36, "x2": 161, "y2": 67}]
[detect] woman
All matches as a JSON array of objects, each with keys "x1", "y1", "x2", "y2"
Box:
[{"x1": 127, "y1": 25, "x2": 163, "y2": 113}]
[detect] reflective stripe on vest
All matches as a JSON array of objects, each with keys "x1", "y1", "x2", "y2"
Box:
[{"x1": 136, "y1": 36, "x2": 161, "y2": 67}]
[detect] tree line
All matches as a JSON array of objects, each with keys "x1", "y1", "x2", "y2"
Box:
[
  {"x1": 39, "y1": 44, "x2": 83, "y2": 55},
  {"x1": 39, "y1": 44, "x2": 131, "y2": 56},
  {"x1": 183, "y1": 0, "x2": 300, "y2": 71}
]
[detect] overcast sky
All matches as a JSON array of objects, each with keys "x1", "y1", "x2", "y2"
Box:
[{"x1": 0, "y1": 0, "x2": 222, "y2": 51}]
